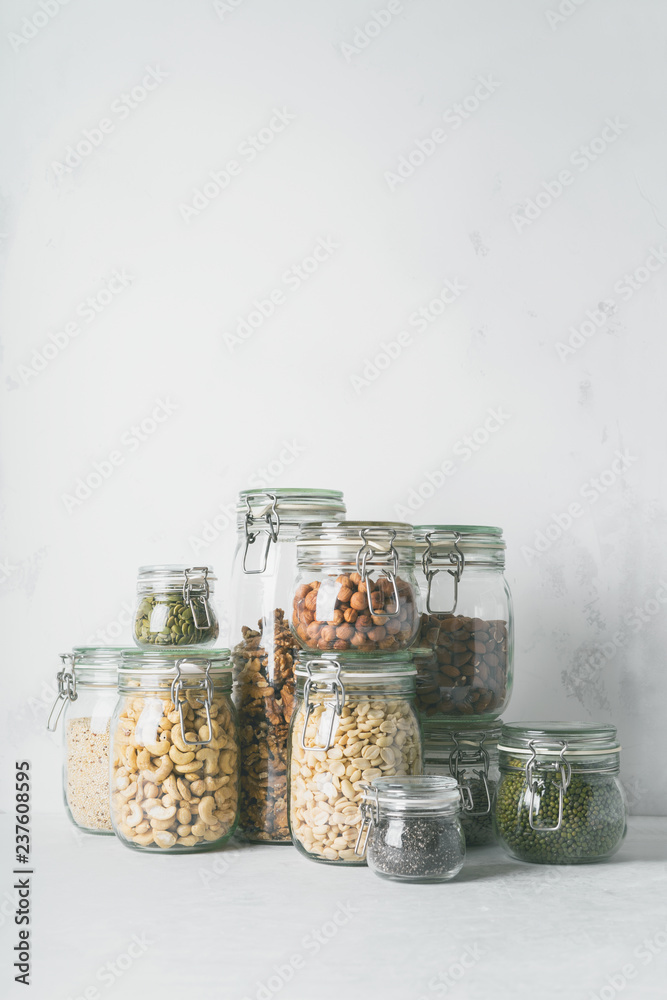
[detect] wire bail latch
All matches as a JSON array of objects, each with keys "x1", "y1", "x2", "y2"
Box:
[
  {"x1": 242, "y1": 493, "x2": 281, "y2": 575},
  {"x1": 300, "y1": 659, "x2": 346, "y2": 752},
  {"x1": 422, "y1": 530, "x2": 465, "y2": 615},
  {"x1": 170, "y1": 658, "x2": 214, "y2": 747}
]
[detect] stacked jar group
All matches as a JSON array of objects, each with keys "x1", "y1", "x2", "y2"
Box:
[{"x1": 49, "y1": 495, "x2": 627, "y2": 874}]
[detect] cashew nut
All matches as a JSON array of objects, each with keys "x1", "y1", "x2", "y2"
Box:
[
  {"x1": 126, "y1": 802, "x2": 143, "y2": 827},
  {"x1": 196, "y1": 748, "x2": 218, "y2": 775},
  {"x1": 169, "y1": 746, "x2": 195, "y2": 765},
  {"x1": 198, "y1": 796, "x2": 216, "y2": 826},
  {"x1": 153, "y1": 831, "x2": 177, "y2": 849},
  {"x1": 133, "y1": 831, "x2": 155, "y2": 846},
  {"x1": 147, "y1": 804, "x2": 177, "y2": 821},
  {"x1": 144, "y1": 740, "x2": 171, "y2": 757},
  {"x1": 151, "y1": 817, "x2": 177, "y2": 831},
  {"x1": 151, "y1": 757, "x2": 174, "y2": 785}
]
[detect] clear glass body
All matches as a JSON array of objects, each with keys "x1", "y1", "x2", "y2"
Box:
[
  {"x1": 110, "y1": 676, "x2": 239, "y2": 853},
  {"x1": 292, "y1": 523, "x2": 421, "y2": 653},
  {"x1": 289, "y1": 673, "x2": 422, "y2": 865},
  {"x1": 133, "y1": 567, "x2": 219, "y2": 647},
  {"x1": 413, "y1": 530, "x2": 513, "y2": 721},
  {"x1": 367, "y1": 809, "x2": 465, "y2": 883},
  {"x1": 424, "y1": 724, "x2": 501, "y2": 847},
  {"x1": 230, "y1": 490, "x2": 345, "y2": 844},
  {"x1": 63, "y1": 681, "x2": 117, "y2": 834},
  {"x1": 494, "y1": 752, "x2": 627, "y2": 865}
]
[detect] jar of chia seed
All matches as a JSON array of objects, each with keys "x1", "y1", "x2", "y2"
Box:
[
  {"x1": 291, "y1": 521, "x2": 421, "y2": 653},
  {"x1": 423, "y1": 720, "x2": 501, "y2": 846},
  {"x1": 288, "y1": 651, "x2": 422, "y2": 865},
  {"x1": 494, "y1": 722, "x2": 627, "y2": 865},
  {"x1": 413, "y1": 526, "x2": 513, "y2": 721},
  {"x1": 356, "y1": 775, "x2": 465, "y2": 883},
  {"x1": 133, "y1": 565, "x2": 219, "y2": 647}
]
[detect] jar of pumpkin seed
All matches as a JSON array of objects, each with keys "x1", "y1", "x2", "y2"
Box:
[{"x1": 133, "y1": 565, "x2": 219, "y2": 647}]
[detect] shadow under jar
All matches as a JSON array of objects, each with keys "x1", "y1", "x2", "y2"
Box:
[
  {"x1": 423, "y1": 719, "x2": 502, "y2": 846},
  {"x1": 357, "y1": 775, "x2": 465, "y2": 883},
  {"x1": 133, "y1": 565, "x2": 219, "y2": 647},
  {"x1": 494, "y1": 722, "x2": 627, "y2": 864},
  {"x1": 230, "y1": 488, "x2": 346, "y2": 844},
  {"x1": 110, "y1": 649, "x2": 239, "y2": 853},
  {"x1": 292, "y1": 521, "x2": 421, "y2": 653},
  {"x1": 413, "y1": 525, "x2": 513, "y2": 721},
  {"x1": 288, "y1": 651, "x2": 422, "y2": 865},
  {"x1": 47, "y1": 646, "x2": 129, "y2": 835}
]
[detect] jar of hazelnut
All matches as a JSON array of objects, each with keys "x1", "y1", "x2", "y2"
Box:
[{"x1": 291, "y1": 521, "x2": 421, "y2": 653}]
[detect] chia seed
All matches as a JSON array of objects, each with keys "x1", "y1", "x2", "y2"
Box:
[{"x1": 367, "y1": 814, "x2": 465, "y2": 883}]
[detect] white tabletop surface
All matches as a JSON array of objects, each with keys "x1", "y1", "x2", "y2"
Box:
[{"x1": 1, "y1": 815, "x2": 665, "y2": 1000}]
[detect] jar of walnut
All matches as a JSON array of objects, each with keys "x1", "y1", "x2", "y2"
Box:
[
  {"x1": 413, "y1": 526, "x2": 513, "y2": 721},
  {"x1": 289, "y1": 651, "x2": 422, "y2": 865},
  {"x1": 231, "y1": 488, "x2": 346, "y2": 843},
  {"x1": 291, "y1": 522, "x2": 421, "y2": 654},
  {"x1": 110, "y1": 649, "x2": 239, "y2": 853}
]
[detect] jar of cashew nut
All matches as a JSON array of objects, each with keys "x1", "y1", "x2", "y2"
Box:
[
  {"x1": 110, "y1": 649, "x2": 240, "y2": 852},
  {"x1": 289, "y1": 651, "x2": 422, "y2": 865},
  {"x1": 291, "y1": 522, "x2": 421, "y2": 653},
  {"x1": 413, "y1": 526, "x2": 514, "y2": 721}
]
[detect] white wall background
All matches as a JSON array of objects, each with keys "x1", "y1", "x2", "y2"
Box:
[{"x1": 1, "y1": 0, "x2": 665, "y2": 815}]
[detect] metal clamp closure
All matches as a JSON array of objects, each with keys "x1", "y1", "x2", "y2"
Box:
[
  {"x1": 355, "y1": 786, "x2": 379, "y2": 856},
  {"x1": 170, "y1": 659, "x2": 214, "y2": 747},
  {"x1": 300, "y1": 659, "x2": 345, "y2": 752},
  {"x1": 183, "y1": 567, "x2": 212, "y2": 629},
  {"x1": 422, "y1": 530, "x2": 465, "y2": 615},
  {"x1": 355, "y1": 528, "x2": 401, "y2": 619},
  {"x1": 242, "y1": 493, "x2": 280, "y2": 575},
  {"x1": 449, "y1": 733, "x2": 491, "y2": 816},
  {"x1": 46, "y1": 654, "x2": 78, "y2": 731},
  {"x1": 525, "y1": 740, "x2": 572, "y2": 831}
]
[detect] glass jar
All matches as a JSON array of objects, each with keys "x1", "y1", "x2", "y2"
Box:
[
  {"x1": 423, "y1": 720, "x2": 502, "y2": 846},
  {"x1": 357, "y1": 776, "x2": 465, "y2": 883},
  {"x1": 133, "y1": 565, "x2": 219, "y2": 647},
  {"x1": 110, "y1": 649, "x2": 239, "y2": 852},
  {"x1": 292, "y1": 521, "x2": 421, "y2": 653},
  {"x1": 289, "y1": 651, "x2": 422, "y2": 865},
  {"x1": 230, "y1": 488, "x2": 346, "y2": 844},
  {"x1": 494, "y1": 722, "x2": 627, "y2": 865},
  {"x1": 47, "y1": 646, "x2": 127, "y2": 834},
  {"x1": 412, "y1": 526, "x2": 513, "y2": 720}
]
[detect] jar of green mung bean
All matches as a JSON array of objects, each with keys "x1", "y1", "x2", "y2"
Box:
[
  {"x1": 494, "y1": 722, "x2": 627, "y2": 865},
  {"x1": 133, "y1": 566, "x2": 219, "y2": 647}
]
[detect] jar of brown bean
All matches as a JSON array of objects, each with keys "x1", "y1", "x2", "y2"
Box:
[
  {"x1": 291, "y1": 522, "x2": 421, "y2": 653},
  {"x1": 413, "y1": 526, "x2": 513, "y2": 721}
]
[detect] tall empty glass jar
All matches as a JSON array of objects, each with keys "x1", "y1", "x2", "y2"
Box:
[
  {"x1": 413, "y1": 526, "x2": 513, "y2": 720},
  {"x1": 289, "y1": 651, "x2": 422, "y2": 865},
  {"x1": 230, "y1": 488, "x2": 346, "y2": 843},
  {"x1": 47, "y1": 647, "x2": 127, "y2": 834},
  {"x1": 291, "y1": 522, "x2": 421, "y2": 653}
]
